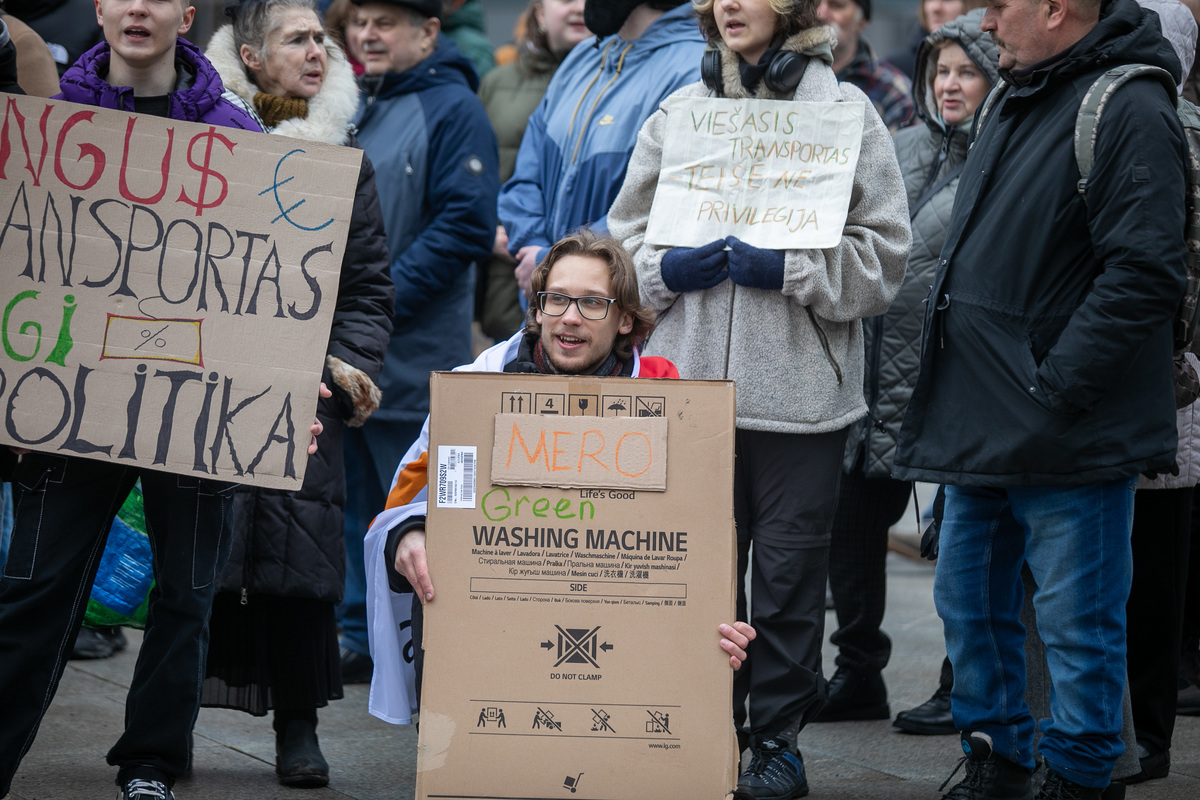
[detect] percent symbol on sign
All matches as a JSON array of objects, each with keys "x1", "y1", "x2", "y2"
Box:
[{"x1": 136, "y1": 325, "x2": 169, "y2": 351}]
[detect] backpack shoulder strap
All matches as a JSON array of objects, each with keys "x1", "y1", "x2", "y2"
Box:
[
  {"x1": 973, "y1": 79, "x2": 1008, "y2": 138},
  {"x1": 1075, "y1": 64, "x2": 1178, "y2": 199}
]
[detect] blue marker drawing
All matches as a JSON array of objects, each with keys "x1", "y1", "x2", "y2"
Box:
[{"x1": 260, "y1": 148, "x2": 334, "y2": 231}]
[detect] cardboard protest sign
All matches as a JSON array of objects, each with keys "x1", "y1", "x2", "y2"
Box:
[
  {"x1": 419, "y1": 372, "x2": 738, "y2": 800},
  {"x1": 0, "y1": 92, "x2": 361, "y2": 490},
  {"x1": 645, "y1": 97, "x2": 864, "y2": 250}
]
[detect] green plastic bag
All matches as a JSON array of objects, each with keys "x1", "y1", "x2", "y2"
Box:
[{"x1": 83, "y1": 484, "x2": 154, "y2": 630}]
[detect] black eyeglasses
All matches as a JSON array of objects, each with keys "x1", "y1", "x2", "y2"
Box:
[{"x1": 536, "y1": 292, "x2": 617, "y2": 321}]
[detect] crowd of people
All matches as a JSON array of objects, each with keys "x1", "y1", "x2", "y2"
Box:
[{"x1": 1, "y1": 1, "x2": 1200, "y2": 800}]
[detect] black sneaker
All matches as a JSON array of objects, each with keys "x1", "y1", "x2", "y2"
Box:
[
  {"x1": 895, "y1": 683, "x2": 956, "y2": 735},
  {"x1": 734, "y1": 735, "x2": 808, "y2": 800},
  {"x1": 118, "y1": 778, "x2": 174, "y2": 800},
  {"x1": 1034, "y1": 769, "x2": 1102, "y2": 800},
  {"x1": 938, "y1": 732, "x2": 1033, "y2": 800},
  {"x1": 812, "y1": 667, "x2": 889, "y2": 722},
  {"x1": 339, "y1": 645, "x2": 373, "y2": 684},
  {"x1": 71, "y1": 625, "x2": 128, "y2": 660}
]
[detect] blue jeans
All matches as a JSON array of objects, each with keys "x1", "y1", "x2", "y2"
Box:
[
  {"x1": 934, "y1": 480, "x2": 1135, "y2": 788},
  {"x1": 339, "y1": 428, "x2": 386, "y2": 656},
  {"x1": 0, "y1": 483, "x2": 12, "y2": 570},
  {"x1": 339, "y1": 420, "x2": 424, "y2": 655}
]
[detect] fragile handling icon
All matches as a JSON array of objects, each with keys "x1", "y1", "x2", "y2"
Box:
[
  {"x1": 532, "y1": 707, "x2": 562, "y2": 731},
  {"x1": 590, "y1": 708, "x2": 615, "y2": 733},
  {"x1": 476, "y1": 706, "x2": 506, "y2": 728},
  {"x1": 645, "y1": 710, "x2": 671, "y2": 734}
]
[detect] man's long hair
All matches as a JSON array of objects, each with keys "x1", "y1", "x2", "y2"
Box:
[{"x1": 524, "y1": 230, "x2": 655, "y2": 362}]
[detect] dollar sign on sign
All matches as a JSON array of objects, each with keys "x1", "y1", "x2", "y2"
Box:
[{"x1": 178, "y1": 127, "x2": 235, "y2": 216}]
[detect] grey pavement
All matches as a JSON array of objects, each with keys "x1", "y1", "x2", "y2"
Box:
[{"x1": 7, "y1": 552, "x2": 1198, "y2": 799}]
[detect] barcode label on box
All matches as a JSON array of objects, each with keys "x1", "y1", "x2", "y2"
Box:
[{"x1": 436, "y1": 446, "x2": 477, "y2": 509}]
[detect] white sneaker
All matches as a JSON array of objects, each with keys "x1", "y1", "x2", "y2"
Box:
[{"x1": 118, "y1": 778, "x2": 174, "y2": 800}]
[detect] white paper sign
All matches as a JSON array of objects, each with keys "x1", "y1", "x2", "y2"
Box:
[
  {"x1": 645, "y1": 97, "x2": 865, "y2": 250},
  {"x1": 435, "y1": 445, "x2": 477, "y2": 509}
]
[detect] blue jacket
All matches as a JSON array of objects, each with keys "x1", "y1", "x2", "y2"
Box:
[
  {"x1": 497, "y1": 3, "x2": 703, "y2": 253},
  {"x1": 353, "y1": 36, "x2": 499, "y2": 468}
]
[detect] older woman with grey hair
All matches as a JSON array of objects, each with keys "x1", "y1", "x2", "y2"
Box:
[{"x1": 202, "y1": 0, "x2": 393, "y2": 787}]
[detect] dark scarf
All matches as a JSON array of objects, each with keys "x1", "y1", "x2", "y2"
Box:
[
  {"x1": 254, "y1": 93, "x2": 308, "y2": 128},
  {"x1": 739, "y1": 36, "x2": 786, "y2": 92},
  {"x1": 503, "y1": 332, "x2": 630, "y2": 376}
]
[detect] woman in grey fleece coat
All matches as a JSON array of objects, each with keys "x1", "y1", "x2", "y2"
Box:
[{"x1": 607, "y1": 1, "x2": 909, "y2": 797}]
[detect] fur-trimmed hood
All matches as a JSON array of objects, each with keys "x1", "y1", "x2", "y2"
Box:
[
  {"x1": 707, "y1": 26, "x2": 838, "y2": 99},
  {"x1": 206, "y1": 24, "x2": 359, "y2": 145}
]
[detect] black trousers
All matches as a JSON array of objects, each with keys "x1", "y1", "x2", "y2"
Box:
[
  {"x1": 1182, "y1": 491, "x2": 1200, "y2": 674},
  {"x1": 732, "y1": 426, "x2": 848, "y2": 738},
  {"x1": 827, "y1": 470, "x2": 912, "y2": 673},
  {"x1": 1127, "y1": 486, "x2": 1193, "y2": 755},
  {"x1": 0, "y1": 454, "x2": 234, "y2": 792}
]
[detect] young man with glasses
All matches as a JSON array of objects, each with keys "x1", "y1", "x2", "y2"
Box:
[{"x1": 361, "y1": 230, "x2": 755, "y2": 723}]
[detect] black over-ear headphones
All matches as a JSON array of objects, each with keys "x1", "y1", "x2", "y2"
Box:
[{"x1": 701, "y1": 47, "x2": 809, "y2": 97}]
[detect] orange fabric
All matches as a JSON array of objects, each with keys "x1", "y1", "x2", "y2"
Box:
[
  {"x1": 385, "y1": 451, "x2": 429, "y2": 510},
  {"x1": 494, "y1": 44, "x2": 518, "y2": 67}
]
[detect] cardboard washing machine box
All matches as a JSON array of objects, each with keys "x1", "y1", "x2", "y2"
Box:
[{"x1": 418, "y1": 371, "x2": 738, "y2": 800}]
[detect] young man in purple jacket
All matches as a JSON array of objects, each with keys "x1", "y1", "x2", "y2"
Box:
[{"x1": 0, "y1": 2, "x2": 262, "y2": 799}]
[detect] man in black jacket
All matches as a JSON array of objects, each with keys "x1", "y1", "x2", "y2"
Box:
[{"x1": 893, "y1": 0, "x2": 1188, "y2": 798}]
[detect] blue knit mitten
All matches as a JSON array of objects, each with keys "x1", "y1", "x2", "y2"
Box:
[
  {"x1": 660, "y1": 239, "x2": 729, "y2": 293},
  {"x1": 726, "y1": 236, "x2": 785, "y2": 291}
]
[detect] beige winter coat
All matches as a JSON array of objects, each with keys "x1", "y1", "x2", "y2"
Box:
[{"x1": 608, "y1": 27, "x2": 910, "y2": 434}]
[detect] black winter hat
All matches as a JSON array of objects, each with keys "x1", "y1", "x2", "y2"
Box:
[
  {"x1": 584, "y1": 0, "x2": 689, "y2": 38},
  {"x1": 349, "y1": 0, "x2": 442, "y2": 19},
  {"x1": 853, "y1": 0, "x2": 871, "y2": 20}
]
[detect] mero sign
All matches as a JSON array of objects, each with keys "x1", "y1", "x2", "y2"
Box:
[
  {"x1": 490, "y1": 413, "x2": 667, "y2": 491},
  {"x1": 645, "y1": 96, "x2": 864, "y2": 250},
  {"x1": 0, "y1": 92, "x2": 362, "y2": 490}
]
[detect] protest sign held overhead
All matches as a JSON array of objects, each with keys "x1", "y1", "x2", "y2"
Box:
[
  {"x1": 645, "y1": 97, "x2": 864, "y2": 250},
  {"x1": 0, "y1": 92, "x2": 362, "y2": 489}
]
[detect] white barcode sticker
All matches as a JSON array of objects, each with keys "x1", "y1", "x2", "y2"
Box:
[{"x1": 435, "y1": 446, "x2": 477, "y2": 509}]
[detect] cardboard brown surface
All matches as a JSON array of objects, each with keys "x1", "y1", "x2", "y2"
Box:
[
  {"x1": 420, "y1": 371, "x2": 738, "y2": 800},
  {"x1": 0, "y1": 92, "x2": 361, "y2": 489}
]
